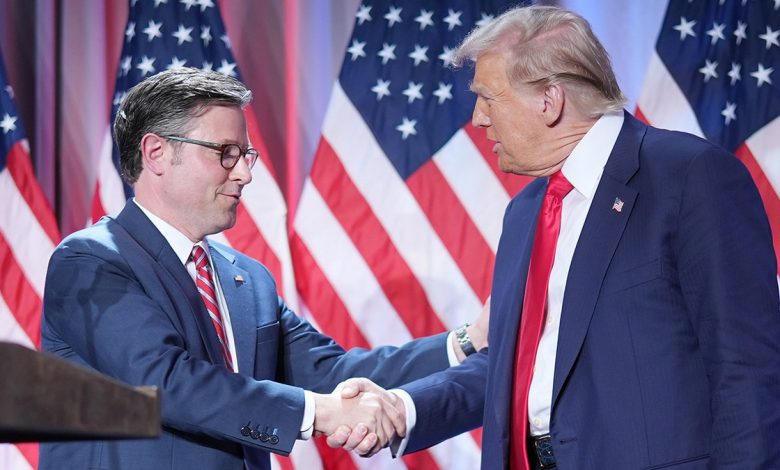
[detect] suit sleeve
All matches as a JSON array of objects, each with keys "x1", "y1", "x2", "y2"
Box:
[
  {"x1": 675, "y1": 147, "x2": 780, "y2": 467},
  {"x1": 42, "y1": 245, "x2": 305, "y2": 456}
]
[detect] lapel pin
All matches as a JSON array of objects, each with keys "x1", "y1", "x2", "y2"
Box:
[
  {"x1": 612, "y1": 197, "x2": 624, "y2": 213},
  {"x1": 234, "y1": 274, "x2": 245, "y2": 284}
]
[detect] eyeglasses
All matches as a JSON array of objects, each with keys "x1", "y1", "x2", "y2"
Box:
[{"x1": 162, "y1": 135, "x2": 259, "y2": 170}]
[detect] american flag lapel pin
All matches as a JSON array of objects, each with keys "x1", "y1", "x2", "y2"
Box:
[
  {"x1": 234, "y1": 274, "x2": 245, "y2": 285},
  {"x1": 612, "y1": 197, "x2": 624, "y2": 213}
]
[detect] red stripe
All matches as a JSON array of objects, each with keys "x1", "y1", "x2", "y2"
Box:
[
  {"x1": 223, "y1": 202, "x2": 285, "y2": 295},
  {"x1": 7, "y1": 142, "x2": 60, "y2": 243},
  {"x1": 273, "y1": 455, "x2": 296, "y2": 470},
  {"x1": 402, "y1": 450, "x2": 440, "y2": 469},
  {"x1": 407, "y1": 160, "x2": 494, "y2": 301},
  {"x1": 290, "y1": 233, "x2": 370, "y2": 349},
  {"x1": 0, "y1": 232, "x2": 41, "y2": 348},
  {"x1": 91, "y1": 181, "x2": 108, "y2": 223},
  {"x1": 15, "y1": 442, "x2": 39, "y2": 469},
  {"x1": 313, "y1": 437, "x2": 359, "y2": 470},
  {"x1": 463, "y1": 124, "x2": 532, "y2": 198},
  {"x1": 734, "y1": 144, "x2": 780, "y2": 274},
  {"x1": 283, "y1": 0, "x2": 302, "y2": 220},
  {"x1": 245, "y1": 107, "x2": 276, "y2": 181},
  {"x1": 634, "y1": 107, "x2": 650, "y2": 125},
  {"x1": 311, "y1": 139, "x2": 447, "y2": 338}
]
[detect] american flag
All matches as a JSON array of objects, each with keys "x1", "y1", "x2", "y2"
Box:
[
  {"x1": 636, "y1": 0, "x2": 780, "y2": 275},
  {"x1": 0, "y1": 50, "x2": 59, "y2": 470},
  {"x1": 291, "y1": 1, "x2": 528, "y2": 469}
]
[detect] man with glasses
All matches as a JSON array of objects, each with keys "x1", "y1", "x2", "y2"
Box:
[{"x1": 39, "y1": 68, "x2": 488, "y2": 470}]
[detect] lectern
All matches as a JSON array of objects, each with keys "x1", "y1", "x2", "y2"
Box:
[{"x1": 0, "y1": 342, "x2": 160, "y2": 442}]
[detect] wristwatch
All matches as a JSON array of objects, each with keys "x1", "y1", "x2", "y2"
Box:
[{"x1": 454, "y1": 323, "x2": 478, "y2": 357}]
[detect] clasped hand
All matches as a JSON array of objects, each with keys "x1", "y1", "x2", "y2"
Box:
[{"x1": 312, "y1": 378, "x2": 405, "y2": 457}]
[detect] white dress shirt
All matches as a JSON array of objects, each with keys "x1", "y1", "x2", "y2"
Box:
[{"x1": 527, "y1": 112, "x2": 624, "y2": 436}]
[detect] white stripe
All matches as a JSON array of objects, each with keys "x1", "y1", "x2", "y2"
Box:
[
  {"x1": 351, "y1": 449, "x2": 407, "y2": 470},
  {"x1": 745, "y1": 115, "x2": 780, "y2": 196},
  {"x1": 322, "y1": 83, "x2": 482, "y2": 329},
  {"x1": 0, "y1": 294, "x2": 36, "y2": 348},
  {"x1": 637, "y1": 51, "x2": 704, "y2": 138},
  {"x1": 434, "y1": 129, "x2": 510, "y2": 252},
  {"x1": 240, "y1": 162, "x2": 299, "y2": 312},
  {"x1": 0, "y1": 444, "x2": 33, "y2": 470},
  {"x1": 0, "y1": 168, "x2": 55, "y2": 298},
  {"x1": 97, "y1": 126, "x2": 127, "y2": 216},
  {"x1": 428, "y1": 433, "x2": 481, "y2": 469},
  {"x1": 295, "y1": 180, "x2": 413, "y2": 346},
  {"x1": 288, "y1": 438, "x2": 324, "y2": 470}
]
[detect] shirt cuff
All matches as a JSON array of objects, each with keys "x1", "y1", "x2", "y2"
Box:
[
  {"x1": 446, "y1": 330, "x2": 461, "y2": 366},
  {"x1": 389, "y1": 388, "x2": 416, "y2": 457},
  {"x1": 299, "y1": 390, "x2": 315, "y2": 440}
]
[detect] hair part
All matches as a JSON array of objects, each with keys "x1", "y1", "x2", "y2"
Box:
[
  {"x1": 113, "y1": 67, "x2": 252, "y2": 185},
  {"x1": 454, "y1": 5, "x2": 626, "y2": 117}
]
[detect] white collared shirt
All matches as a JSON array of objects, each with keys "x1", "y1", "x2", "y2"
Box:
[
  {"x1": 134, "y1": 199, "x2": 239, "y2": 372},
  {"x1": 528, "y1": 112, "x2": 624, "y2": 436}
]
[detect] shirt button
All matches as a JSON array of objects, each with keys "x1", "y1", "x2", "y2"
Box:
[{"x1": 532, "y1": 417, "x2": 541, "y2": 427}]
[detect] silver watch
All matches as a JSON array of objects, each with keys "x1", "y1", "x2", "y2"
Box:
[{"x1": 454, "y1": 323, "x2": 478, "y2": 356}]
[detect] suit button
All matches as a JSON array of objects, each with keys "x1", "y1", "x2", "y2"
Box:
[
  {"x1": 240, "y1": 425, "x2": 251, "y2": 437},
  {"x1": 250, "y1": 429, "x2": 261, "y2": 440},
  {"x1": 269, "y1": 435, "x2": 279, "y2": 445},
  {"x1": 259, "y1": 433, "x2": 270, "y2": 442}
]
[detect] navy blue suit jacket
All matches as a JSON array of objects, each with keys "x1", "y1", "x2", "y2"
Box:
[
  {"x1": 40, "y1": 201, "x2": 450, "y2": 470},
  {"x1": 402, "y1": 113, "x2": 780, "y2": 469}
]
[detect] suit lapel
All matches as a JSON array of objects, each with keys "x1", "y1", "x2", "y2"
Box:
[
  {"x1": 114, "y1": 201, "x2": 225, "y2": 366},
  {"x1": 209, "y1": 242, "x2": 257, "y2": 374},
  {"x1": 551, "y1": 112, "x2": 645, "y2": 407}
]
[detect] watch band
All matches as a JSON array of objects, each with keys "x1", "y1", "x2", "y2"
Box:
[{"x1": 454, "y1": 323, "x2": 478, "y2": 357}]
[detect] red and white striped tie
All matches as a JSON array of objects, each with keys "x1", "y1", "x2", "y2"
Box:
[{"x1": 191, "y1": 245, "x2": 233, "y2": 368}]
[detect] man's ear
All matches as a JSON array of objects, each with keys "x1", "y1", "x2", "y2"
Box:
[
  {"x1": 140, "y1": 133, "x2": 166, "y2": 176},
  {"x1": 541, "y1": 84, "x2": 564, "y2": 126}
]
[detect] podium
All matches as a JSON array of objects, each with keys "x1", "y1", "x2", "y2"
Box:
[{"x1": 0, "y1": 342, "x2": 160, "y2": 442}]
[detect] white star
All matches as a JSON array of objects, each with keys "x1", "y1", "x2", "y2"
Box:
[
  {"x1": 120, "y1": 56, "x2": 132, "y2": 76},
  {"x1": 180, "y1": 0, "x2": 197, "y2": 10},
  {"x1": 377, "y1": 43, "x2": 397, "y2": 64},
  {"x1": 153, "y1": 0, "x2": 167, "y2": 6},
  {"x1": 136, "y1": 55, "x2": 156, "y2": 76},
  {"x1": 751, "y1": 63, "x2": 773, "y2": 87},
  {"x1": 408, "y1": 44, "x2": 429, "y2": 66},
  {"x1": 438, "y1": 46, "x2": 455, "y2": 67},
  {"x1": 396, "y1": 117, "x2": 417, "y2": 139},
  {"x1": 698, "y1": 59, "x2": 718, "y2": 82},
  {"x1": 167, "y1": 56, "x2": 187, "y2": 69},
  {"x1": 443, "y1": 9, "x2": 462, "y2": 31},
  {"x1": 0, "y1": 113, "x2": 17, "y2": 134},
  {"x1": 347, "y1": 39, "x2": 367, "y2": 61},
  {"x1": 402, "y1": 81, "x2": 423, "y2": 103},
  {"x1": 727, "y1": 62, "x2": 741, "y2": 85},
  {"x1": 705, "y1": 22, "x2": 725, "y2": 45},
  {"x1": 201, "y1": 26, "x2": 212, "y2": 46},
  {"x1": 125, "y1": 21, "x2": 136, "y2": 43},
  {"x1": 384, "y1": 6, "x2": 403, "y2": 27},
  {"x1": 673, "y1": 17, "x2": 696, "y2": 40},
  {"x1": 721, "y1": 101, "x2": 737, "y2": 125},
  {"x1": 172, "y1": 24, "x2": 194, "y2": 45},
  {"x1": 734, "y1": 21, "x2": 747, "y2": 45},
  {"x1": 197, "y1": 0, "x2": 214, "y2": 11},
  {"x1": 202, "y1": 61, "x2": 213, "y2": 71},
  {"x1": 217, "y1": 59, "x2": 237, "y2": 77},
  {"x1": 143, "y1": 20, "x2": 163, "y2": 41},
  {"x1": 759, "y1": 26, "x2": 780, "y2": 50},
  {"x1": 221, "y1": 34, "x2": 231, "y2": 50},
  {"x1": 476, "y1": 13, "x2": 494, "y2": 27},
  {"x1": 4, "y1": 85, "x2": 13, "y2": 99},
  {"x1": 356, "y1": 4, "x2": 372, "y2": 25},
  {"x1": 433, "y1": 82, "x2": 453, "y2": 104},
  {"x1": 112, "y1": 91, "x2": 125, "y2": 107},
  {"x1": 371, "y1": 79, "x2": 391, "y2": 100},
  {"x1": 414, "y1": 9, "x2": 434, "y2": 30}
]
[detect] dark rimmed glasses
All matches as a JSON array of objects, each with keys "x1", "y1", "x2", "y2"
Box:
[{"x1": 162, "y1": 135, "x2": 259, "y2": 170}]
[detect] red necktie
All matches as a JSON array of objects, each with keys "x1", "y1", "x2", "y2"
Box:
[
  {"x1": 191, "y1": 245, "x2": 233, "y2": 368},
  {"x1": 510, "y1": 171, "x2": 573, "y2": 470}
]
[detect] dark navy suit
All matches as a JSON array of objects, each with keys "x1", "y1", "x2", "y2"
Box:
[
  {"x1": 40, "y1": 201, "x2": 450, "y2": 470},
  {"x1": 401, "y1": 113, "x2": 780, "y2": 469}
]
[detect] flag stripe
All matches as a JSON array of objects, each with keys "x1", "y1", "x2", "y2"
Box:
[
  {"x1": 406, "y1": 160, "x2": 494, "y2": 301},
  {"x1": 291, "y1": 233, "x2": 371, "y2": 349},
  {"x1": 311, "y1": 138, "x2": 447, "y2": 338},
  {"x1": 295, "y1": 179, "x2": 413, "y2": 347},
  {"x1": 0, "y1": 443, "x2": 34, "y2": 470},
  {"x1": 462, "y1": 123, "x2": 532, "y2": 198},
  {"x1": 0, "y1": 233, "x2": 43, "y2": 348},
  {"x1": 313, "y1": 439, "x2": 359, "y2": 470},
  {"x1": 5, "y1": 141, "x2": 59, "y2": 244}
]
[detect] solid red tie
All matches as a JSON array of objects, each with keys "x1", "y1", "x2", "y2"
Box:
[
  {"x1": 191, "y1": 245, "x2": 233, "y2": 368},
  {"x1": 510, "y1": 171, "x2": 573, "y2": 470}
]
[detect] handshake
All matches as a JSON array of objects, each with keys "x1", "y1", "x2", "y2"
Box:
[{"x1": 312, "y1": 377, "x2": 407, "y2": 457}]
